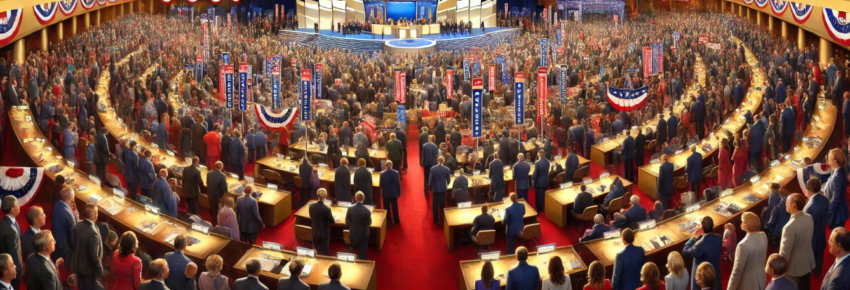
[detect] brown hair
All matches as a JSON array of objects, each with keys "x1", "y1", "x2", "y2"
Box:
[
  {"x1": 586, "y1": 261, "x2": 606, "y2": 290},
  {"x1": 695, "y1": 262, "x2": 716, "y2": 288},
  {"x1": 548, "y1": 256, "x2": 566, "y2": 285},
  {"x1": 480, "y1": 260, "x2": 495, "y2": 288},
  {"x1": 831, "y1": 148, "x2": 847, "y2": 167},
  {"x1": 640, "y1": 262, "x2": 662, "y2": 290}
]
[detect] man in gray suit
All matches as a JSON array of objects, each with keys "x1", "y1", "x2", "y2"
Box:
[
  {"x1": 727, "y1": 212, "x2": 768, "y2": 290},
  {"x1": 780, "y1": 193, "x2": 815, "y2": 290},
  {"x1": 236, "y1": 185, "x2": 265, "y2": 244},
  {"x1": 207, "y1": 161, "x2": 228, "y2": 225},
  {"x1": 233, "y1": 259, "x2": 269, "y2": 290},
  {"x1": 277, "y1": 260, "x2": 309, "y2": 290},
  {"x1": 0, "y1": 196, "x2": 21, "y2": 289},
  {"x1": 71, "y1": 203, "x2": 103, "y2": 290},
  {"x1": 310, "y1": 189, "x2": 335, "y2": 256},
  {"x1": 345, "y1": 192, "x2": 372, "y2": 260},
  {"x1": 318, "y1": 263, "x2": 349, "y2": 290},
  {"x1": 139, "y1": 259, "x2": 169, "y2": 290}
]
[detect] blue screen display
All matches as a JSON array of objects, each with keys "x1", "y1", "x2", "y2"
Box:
[{"x1": 386, "y1": 2, "x2": 416, "y2": 21}]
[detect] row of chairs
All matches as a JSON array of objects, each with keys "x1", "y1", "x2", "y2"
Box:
[{"x1": 473, "y1": 223, "x2": 542, "y2": 254}]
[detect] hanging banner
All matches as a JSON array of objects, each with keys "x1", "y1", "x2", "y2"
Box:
[
  {"x1": 398, "y1": 105, "x2": 406, "y2": 124},
  {"x1": 0, "y1": 167, "x2": 46, "y2": 208},
  {"x1": 224, "y1": 65, "x2": 234, "y2": 108},
  {"x1": 652, "y1": 42, "x2": 663, "y2": 74},
  {"x1": 537, "y1": 67, "x2": 547, "y2": 122},
  {"x1": 301, "y1": 69, "x2": 312, "y2": 121},
  {"x1": 222, "y1": 52, "x2": 230, "y2": 65},
  {"x1": 822, "y1": 8, "x2": 850, "y2": 46},
  {"x1": 272, "y1": 66, "x2": 281, "y2": 109},
  {"x1": 559, "y1": 68, "x2": 567, "y2": 103},
  {"x1": 446, "y1": 69, "x2": 454, "y2": 100},
  {"x1": 673, "y1": 32, "x2": 679, "y2": 48},
  {"x1": 607, "y1": 86, "x2": 650, "y2": 112},
  {"x1": 488, "y1": 65, "x2": 496, "y2": 91},
  {"x1": 472, "y1": 78, "x2": 483, "y2": 138},
  {"x1": 239, "y1": 63, "x2": 248, "y2": 111},
  {"x1": 463, "y1": 58, "x2": 470, "y2": 80},
  {"x1": 219, "y1": 67, "x2": 225, "y2": 102},
  {"x1": 705, "y1": 43, "x2": 721, "y2": 50},
  {"x1": 291, "y1": 58, "x2": 297, "y2": 68},
  {"x1": 227, "y1": 13, "x2": 231, "y2": 30},
  {"x1": 540, "y1": 38, "x2": 549, "y2": 68},
  {"x1": 254, "y1": 104, "x2": 299, "y2": 130},
  {"x1": 266, "y1": 59, "x2": 272, "y2": 76},
  {"x1": 699, "y1": 36, "x2": 708, "y2": 43},
  {"x1": 196, "y1": 55, "x2": 204, "y2": 81},
  {"x1": 643, "y1": 46, "x2": 652, "y2": 77},
  {"x1": 473, "y1": 60, "x2": 480, "y2": 77},
  {"x1": 515, "y1": 72, "x2": 525, "y2": 125},
  {"x1": 400, "y1": 72, "x2": 407, "y2": 103},
  {"x1": 314, "y1": 63, "x2": 323, "y2": 99}
]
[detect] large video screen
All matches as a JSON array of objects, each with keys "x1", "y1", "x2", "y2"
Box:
[{"x1": 386, "y1": 2, "x2": 416, "y2": 21}]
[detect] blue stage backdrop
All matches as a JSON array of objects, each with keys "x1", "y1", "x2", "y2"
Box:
[{"x1": 387, "y1": 2, "x2": 416, "y2": 22}]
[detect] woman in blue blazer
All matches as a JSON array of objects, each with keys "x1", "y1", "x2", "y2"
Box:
[{"x1": 475, "y1": 261, "x2": 500, "y2": 290}]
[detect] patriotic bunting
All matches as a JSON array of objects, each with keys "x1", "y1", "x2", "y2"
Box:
[
  {"x1": 0, "y1": 167, "x2": 45, "y2": 208},
  {"x1": 59, "y1": 0, "x2": 78, "y2": 16},
  {"x1": 33, "y1": 2, "x2": 58, "y2": 25},
  {"x1": 770, "y1": 0, "x2": 787, "y2": 16},
  {"x1": 254, "y1": 104, "x2": 299, "y2": 130},
  {"x1": 822, "y1": 8, "x2": 850, "y2": 46},
  {"x1": 790, "y1": 3, "x2": 813, "y2": 23},
  {"x1": 0, "y1": 9, "x2": 23, "y2": 47},
  {"x1": 606, "y1": 86, "x2": 649, "y2": 112}
]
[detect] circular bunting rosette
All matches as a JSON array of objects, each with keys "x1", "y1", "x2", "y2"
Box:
[
  {"x1": 33, "y1": 2, "x2": 58, "y2": 25},
  {"x1": 59, "y1": 0, "x2": 78, "y2": 15},
  {"x1": 790, "y1": 2, "x2": 812, "y2": 23},
  {"x1": 742, "y1": 0, "x2": 753, "y2": 4},
  {"x1": 97, "y1": 0, "x2": 107, "y2": 6},
  {"x1": 0, "y1": 9, "x2": 23, "y2": 47},
  {"x1": 754, "y1": 0, "x2": 768, "y2": 8},
  {"x1": 81, "y1": 0, "x2": 96, "y2": 10},
  {"x1": 823, "y1": 8, "x2": 850, "y2": 46},
  {"x1": 770, "y1": 0, "x2": 787, "y2": 16},
  {"x1": 0, "y1": 167, "x2": 45, "y2": 208}
]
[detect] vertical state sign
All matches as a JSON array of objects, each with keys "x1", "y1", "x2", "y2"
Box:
[
  {"x1": 559, "y1": 67, "x2": 567, "y2": 103},
  {"x1": 643, "y1": 46, "x2": 652, "y2": 77},
  {"x1": 224, "y1": 65, "x2": 234, "y2": 108},
  {"x1": 472, "y1": 78, "x2": 483, "y2": 138},
  {"x1": 446, "y1": 69, "x2": 453, "y2": 100},
  {"x1": 540, "y1": 38, "x2": 549, "y2": 68},
  {"x1": 196, "y1": 55, "x2": 204, "y2": 81},
  {"x1": 271, "y1": 66, "x2": 280, "y2": 109},
  {"x1": 488, "y1": 65, "x2": 496, "y2": 91},
  {"x1": 314, "y1": 63, "x2": 323, "y2": 100},
  {"x1": 219, "y1": 67, "x2": 225, "y2": 102},
  {"x1": 399, "y1": 73, "x2": 406, "y2": 103},
  {"x1": 515, "y1": 72, "x2": 525, "y2": 125},
  {"x1": 222, "y1": 52, "x2": 230, "y2": 65},
  {"x1": 301, "y1": 69, "x2": 312, "y2": 121},
  {"x1": 538, "y1": 67, "x2": 547, "y2": 122},
  {"x1": 239, "y1": 63, "x2": 248, "y2": 111},
  {"x1": 463, "y1": 59, "x2": 470, "y2": 80}
]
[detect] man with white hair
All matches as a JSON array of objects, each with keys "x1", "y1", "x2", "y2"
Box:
[
  {"x1": 579, "y1": 214, "x2": 612, "y2": 242},
  {"x1": 345, "y1": 192, "x2": 372, "y2": 260},
  {"x1": 623, "y1": 195, "x2": 647, "y2": 230},
  {"x1": 25, "y1": 230, "x2": 63, "y2": 290}
]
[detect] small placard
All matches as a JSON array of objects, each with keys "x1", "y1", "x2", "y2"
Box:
[
  {"x1": 480, "y1": 251, "x2": 500, "y2": 261},
  {"x1": 794, "y1": 146, "x2": 801, "y2": 152},
  {"x1": 560, "y1": 182, "x2": 573, "y2": 189},
  {"x1": 144, "y1": 204, "x2": 160, "y2": 215},
  {"x1": 296, "y1": 246, "x2": 315, "y2": 258},
  {"x1": 770, "y1": 160, "x2": 780, "y2": 168},
  {"x1": 276, "y1": 154, "x2": 284, "y2": 159},
  {"x1": 638, "y1": 219, "x2": 656, "y2": 231},
  {"x1": 67, "y1": 160, "x2": 76, "y2": 168},
  {"x1": 603, "y1": 230, "x2": 621, "y2": 240},
  {"x1": 675, "y1": 149, "x2": 683, "y2": 155},
  {"x1": 152, "y1": 143, "x2": 159, "y2": 150},
  {"x1": 167, "y1": 150, "x2": 175, "y2": 157},
  {"x1": 89, "y1": 175, "x2": 102, "y2": 186},
  {"x1": 112, "y1": 188, "x2": 125, "y2": 198},
  {"x1": 263, "y1": 241, "x2": 283, "y2": 251},
  {"x1": 191, "y1": 223, "x2": 210, "y2": 235},
  {"x1": 783, "y1": 154, "x2": 791, "y2": 160},
  {"x1": 338, "y1": 201, "x2": 352, "y2": 207},
  {"x1": 337, "y1": 253, "x2": 357, "y2": 262},
  {"x1": 473, "y1": 170, "x2": 481, "y2": 176},
  {"x1": 229, "y1": 173, "x2": 238, "y2": 178},
  {"x1": 268, "y1": 184, "x2": 278, "y2": 191},
  {"x1": 185, "y1": 157, "x2": 193, "y2": 164},
  {"x1": 536, "y1": 243, "x2": 556, "y2": 254},
  {"x1": 458, "y1": 201, "x2": 472, "y2": 208},
  {"x1": 583, "y1": 179, "x2": 593, "y2": 185},
  {"x1": 685, "y1": 203, "x2": 701, "y2": 214},
  {"x1": 319, "y1": 163, "x2": 328, "y2": 168},
  {"x1": 599, "y1": 172, "x2": 610, "y2": 179},
  {"x1": 138, "y1": 195, "x2": 153, "y2": 205},
  {"x1": 721, "y1": 189, "x2": 734, "y2": 198},
  {"x1": 199, "y1": 165, "x2": 208, "y2": 170},
  {"x1": 814, "y1": 115, "x2": 820, "y2": 122},
  {"x1": 749, "y1": 175, "x2": 761, "y2": 184}
]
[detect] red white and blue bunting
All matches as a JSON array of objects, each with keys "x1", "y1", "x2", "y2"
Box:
[
  {"x1": 0, "y1": 167, "x2": 45, "y2": 208},
  {"x1": 769, "y1": 0, "x2": 787, "y2": 16},
  {"x1": 59, "y1": 0, "x2": 78, "y2": 16},
  {"x1": 97, "y1": 0, "x2": 107, "y2": 6},
  {"x1": 742, "y1": 0, "x2": 753, "y2": 5},
  {"x1": 822, "y1": 8, "x2": 850, "y2": 46},
  {"x1": 0, "y1": 9, "x2": 23, "y2": 47},
  {"x1": 607, "y1": 86, "x2": 649, "y2": 112},
  {"x1": 81, "y1": 0, "x2": 96, "y2": 10},
  {"x1": 33, "y1": 2, "x2": 58, "y2": 25},
  {"x1": 796, "y1": 163, "x2": 832, "y2": 195},
  {"x1": 255, "y1": 104, "x2": 299, "y2": 130},
  {"x1": 754, "y1": 0, "x2": 768, "y2": 8},
  {"x1": 109, "y1": 0, "x2": 117, "y2": 3},
  {"x1": 790, "y1": 2, "x2": 813, "y2": 23}
]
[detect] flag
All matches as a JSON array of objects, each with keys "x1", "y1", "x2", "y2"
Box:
[
  {"x1": 254, "y1": 104, "x2": 298, "y2": 130},
  {"x1": 606, "y1": 86, "x2": 650, "y2": 112}
]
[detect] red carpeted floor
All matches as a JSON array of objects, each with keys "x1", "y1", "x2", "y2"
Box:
[{"x1": 7, "y1": 125, "x2": 847, "y2": 290}]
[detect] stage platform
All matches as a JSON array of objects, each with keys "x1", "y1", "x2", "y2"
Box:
[{"x1": 280, "y1": 27, "x2": 519, "y2": 53}]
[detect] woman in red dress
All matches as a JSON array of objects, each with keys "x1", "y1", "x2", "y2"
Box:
[
  {"x1": 717, "y1": 138, "x2": 734, "y2": 190},
  {"x1": 732, "y1": 137, "x2": 750, "y2": 187},
  {"x1": 110, "y1": 232, "x2": 142, "y2": 290}
]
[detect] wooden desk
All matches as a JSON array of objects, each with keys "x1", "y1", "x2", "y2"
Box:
[
  {"x1": 231, "y1": 247, "x2": 377, "y2": 290},
  {"x1": 254, "y1": 157, "x2": 383, "y2": 207},
  {"x1": 294, "y1": 200, "x2": 387, "y2": 251},
  {"x1": 443, "y1": 199, "x2": 537, "y2": 251},
  {"x1": 637, "y1": 42, "x2": 766, "y2": 198},
  {"x1": 458, "y1": 246, "x2": 588, "y2": 290},
  {"x1": 544, "y1": 175, "x2": 634, "y2": 228},
  {"x1": 289, "y1": 140, "x2": 388, "y2": 162}
]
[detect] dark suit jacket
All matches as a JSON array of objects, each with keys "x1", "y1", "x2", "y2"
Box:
[
  {"x1": 95, "y1": 133, "x2": 110, "y2": 165},
  {"x1": 421, "y1": 142, "x2": 438, "y2": 166},
  {"x1": 380, "y1": 169, "x2": 401, "y2": 199},
  {"x1": 182, "y1": 165, "x2": 203, "y2": 199},
  {"x1": 21, "y1": 227, "x2": 37, "y2": 261},
  {"x1": 309, "y1": 201, "x2": 335, "y2": 239},
  {"x1": 429, "y1": 164, "x2": 451, "y2": 193},
  {"x1": 532, "y1": 158, "x2": 550, "y2": 188},
  {"x1": 635, "y1": 133, "x2": 646, "y2": 161},
  {"x1": 139, "y1": 280, "x2": 169, "y2": 290},
  {"x1": 299, "y1": 159, "x2": 313, "y2": 190},
  {"x1": 683, "y1": 233, "x2": 723, "y2": 290},
  {"x1": 345, "y1": 202, "x2": 372, "y2": 242},
  {"x1": 622, "y1": 136, "x2": 635, "y2": 160},
  {"x1": 353, "y1": 167, "x2": 373, "y2": 205},
  {"x1": 504, "y1": 202, "x2": 525, "y2": 235},
  {"x1": 822, "y1": 256, "x2": 850, "y2": 290},
  {"x1": 25, "y1": 253, "x2": 63, "y2": 290},
  {"x1": 498, "y1": 137, "x2": 511, "y2": 162},
  {"x1": 236, "y1": 195, "x2": 265, "y2": 234},
  {"x1": 277, "y1": 276, "x2": 310, "y2": 290},
  {"x1": 230, "y1": 139, "x2": 246, "y2": 169},
  {"x1": 686, "y1": 152, "x2": 703, "y2": 182},
  {"x1": 317, "y1": 280, "x2": 349, "y2": 290},
  {"x1": 624, "y1": 205, "x2": 647, "y2": 230},
  {"x1": 489, "y1": 159, "x2": 506, "y2": 200},
  {"x1": 70, "y1": 219, "x2": 103, "y2": 276},
  {"x1": 512, "y1": 161, "x2": 531, "y2": 190},
  {"x1": 385, "y1": 139, "x2": 403, "y2": 161},
  {"x1": 573, "y1": 192, "x2": 593, "y2": 215},
  {"x1": 579, "y1": 224, "x2": 611, "y2": 242},
  {"x1": 667, "y1": 115, "x2": 679, "y2": 142},
  {"x1": 233, "y1": 276, "x2": 269, "y2": 290},
  {"x1": 656, "y1": 119, "x2": 667, "y2": 146},
  {"x1": 506, "y1": 261, "x2": 540, "y2": 290},
  {"x1": 153, "y1": 177, "x2": 177, "y2": 217},
  {"x1": 471, "y1": 214, "x2": 495, "y2": 237},
  {"x1": 750, "y1": 119, "x2": 766, "y2": 153},
  {"x1": 207, "y1": 170, "x2": 228, "y2": 205},
  {"x1": 51, "y1": 201, "x2": 75, "y2": 265},
  {"x1": 657, "y1": 161, "x2": 674, "y2": 196},
  {"x1": 452, "y1": 175, "x2": 469, "y2": 202},
  {"x1": 0, "y1": 216, "x2": 21, "y2": 279},
  {"x1": 612, "y1": 244, "x2": 645, "y2": 290},
  {"x1": 139, "y1": 157, "x2": 157, "y2": 190},
  {"x1": 334, "y1": 166, "x2": 352, "y2": 202},
  {"x1": 805, "y1": 193, "x2": 829, "y2": 274},
  {"x1": 164, "y1": 251, "x2": 192, "y2": 290},
  {"x1": 123, "y1": 149, "x2": 141, "y2": 183},
  {"x1": 565, "y1": 154, "x2": 579, "y2": 181}
]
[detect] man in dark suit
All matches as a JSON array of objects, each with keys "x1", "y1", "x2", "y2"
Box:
[
  {"x1": 353, "y1": 159, "x2": 374, "y2": 205},
  {"x1": 207, "y1": 161, "x2": 228, "y2": 225},
  {"x1": 750, "y1": 114, "x2": 767, "y2": 171},
  {"x1": 489, "y1": 154, "x2": 506, "y2": 202},
  {"x1": 386, "y1": 133, "x2": 403, "y2": 173},
  {"x1": 429, "y1": 157, "x2": 451, "y2": 224},
  {"x1": 182, "y1": 157, "x2": 203, "y2": 216},
  {"x1": 623, "y1": 130, "x2": 636, "y2": 181},
  {"x1": 656, "y1": 117, "x2": 668, "y2": 150},
  {"x1": 692, "y1": 97, "x2": 706, "y2": 139},
  {"x1": 0, "y1": 196, "x2": 21, "y2": 289},
  {"x1": 513, "y1": 153, "x2": 531, "y2": 201},
  {"x1": 123, "y1": 140, "x2": 141, "y2": 200},
  {"x1": 805, "y1": 178, "x2": 830, "y2": 276},
  {"x1": 318, "y1": 263, "x2": 348, "y2": 290},
  {"x1": 579, "y1": 214, "x2": 611, "y2": 242},
  {"x1": 380, "y1": 161, "x2": 401, "y2": 226},
  {"x1": 635, "y1": 129, "x2": 647, "y2": 167},
  {"x1": 532, "y1": 150, "x2": 551, "y2": 212},
  {"x1": 452, "y1": 173, "x2": 469, "y2": 205},
  {"x1": 298, "y1": 157, "x2": 314, "y2": 208},
  {"x1": 657, "y1": 154, "x2": 675, "y2": 209},
  {"x1": 624, "y1": 196, "x2": 648, "y2": 230},
  {"x1": 823, "y1": 227, "x2": 850, "y2": 290},
  {"x1": 503, "y1": 193, "x2": 525, "y2": 254},
  {"x1": 51, "y1": 189, "x2": 75, "y2": 271},
  {"x1": 470, "y1": 204, "x2": 495, "y2": 239},
  {"x1": 345, "y1": 192, "x2": 372, "y2": 260},
  {"x1": 667, "y1": 114, "x2": 679, "y2": 144},
  {"x1": 236, "y1": 185, "x2": 265, "y2": 244},
  {"x1": 310, "y1": 189, "x2": 335, "y2": 256},
  {"x1": 780, "y1": 103, "x2": 795, "y2": 153},
  {"x1": 498, "y1": 132, "x2": 511, "y2": 164},
  {"x1": 564, "y1": 147, "x2": 579, "y2": 181},
  {"x1": 230, "y1": 132, "x2": 247, "y2": 180},
  {"x1": 71, "y1": 203, "x2": 103, "y2": 290},
  {"x1": 683, "y1": 216, "x2": 723, "y2": 290},
  {"x1": 612, "y1": 229, "x2": 645, "y2": 290},
  {"x1": 686, "y1": 146, "x2": 703, "y2": 195},
  {"x1": 94, "y1": 127, "x2": 110, "y2": 182},
  {"x1": 394, "y1": 126, "x2": 408, "y2": 171},
  {"x1": 421, "y1": 135, "x2": 438, "y2": 196},
  {"x1": 24, "y1": 231, "x2": 63, "y2": 290},
  {"x1": 277, "y1": 260, "x2": 309, "y2": 290},
  {"x1": 191, "y1": 117, "x2": 208, "y2": 164},
  {"x1": 153, "y1": 169, "x2": 177, "y2": 218},
  {"x1": 573, "y1": 185, "x2": 593, "y2": 215},
  {"x1": 506, "y1": 247, "x2": 540, "y2": 289},
  {"x1": 21, "y1": 206, "x2": 45, "y2": 261},
  {"x1": 140, "y1": 259, "x2": 169, "y2": 290},
  {"x1": 233, "y1": 259, "x2": 269, "y2": 290},
  {"x1": 334, "y1": 159, "x2": 352, "y2": 202},
  {"x1": 164, "y1": 234, "x2": 193, "y2": 290},
  {"x1": 0, "y1": 254, "x2": 16, "y2": 290},
  {"x1": 139, "y1": 150, "x2": 157, "y2": 198}
]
